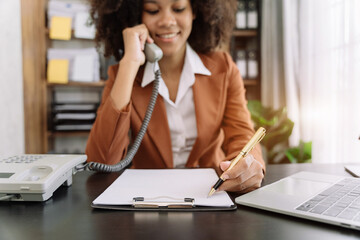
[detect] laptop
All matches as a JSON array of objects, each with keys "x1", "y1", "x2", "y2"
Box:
[
  {"x1": 235, "y1": 171, "x2": 360, "y2": 230},
  {"x1": 345, "y1": 165, "x2": 360, "y2": 177}
]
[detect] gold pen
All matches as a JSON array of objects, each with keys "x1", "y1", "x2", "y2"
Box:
[{"x1": 208, "y1": 127, "x2": 266, "y2": 197}]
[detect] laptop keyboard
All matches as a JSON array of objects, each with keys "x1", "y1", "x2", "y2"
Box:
[{"x1": 296, "y1": 178, "x2": 360, "y2": 221}]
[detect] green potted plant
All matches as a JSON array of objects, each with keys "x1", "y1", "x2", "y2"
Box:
[
  {"x1": 285, "y1": 140, "x2": 312, "y2": 163},
  {"x1": 247, "y1": 100, "x2": 311, "y2": 163}
]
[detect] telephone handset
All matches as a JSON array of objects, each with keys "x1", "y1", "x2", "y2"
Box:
[
  {"x1": 144, "y1": 43, "x2": 163, "y2": 63},
  {"x1": 85, "y1": 43, "x2": 163, "y2": 172}
]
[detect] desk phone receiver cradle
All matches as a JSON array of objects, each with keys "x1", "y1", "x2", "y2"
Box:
[{"x1": 85, "y1": 43, "x2": 163, "y2": 172}]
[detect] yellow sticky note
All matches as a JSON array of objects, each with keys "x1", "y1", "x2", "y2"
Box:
[
  {"x1": 50, "y1": 16, "x2": 72, "y2": 40},
  {"x1": 47, "y1": 59, "x2": 69, "y2": 84}
]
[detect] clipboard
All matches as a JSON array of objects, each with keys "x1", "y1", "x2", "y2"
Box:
[{"x1": 91, "y1": 169, "x2": 237, "y2": 211}]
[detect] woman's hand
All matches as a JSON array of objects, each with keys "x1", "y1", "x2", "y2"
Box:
[
  {"x1": 122, "y1": 24, "x2": 154, "y2": 66},
  {"x1": 110, "y1": 24, "x2": 154, "y2": 110},
  {"x1": 217, "y1": 154, "x2": 264, "y2": 193}
]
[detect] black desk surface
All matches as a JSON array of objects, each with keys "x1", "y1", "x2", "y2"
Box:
[{"x1": 1, "y1": 163, "x2": 360, "y2": 240}]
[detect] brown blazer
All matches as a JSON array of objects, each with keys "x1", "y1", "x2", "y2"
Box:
[{"x1": 85, "y1": 51, "x2": 265, "y2": 174}]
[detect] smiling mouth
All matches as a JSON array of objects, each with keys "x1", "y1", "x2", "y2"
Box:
[{"x1": 156, "y1": 32, "x2": 179, "y2": 39}]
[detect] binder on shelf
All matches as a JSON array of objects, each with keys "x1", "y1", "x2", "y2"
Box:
[
  {"x1": 236, "y1": 0, "x2": 247, "y2": 29},
  {"x1": 47, "y1": 59, "x2": 69, "y2": 84},
  {"x1": 49, "y1": 16, "x2": 72, "y2": 40},
  {"x1": 246, "y1": 0, "x2": 258, "y2": 29},
  {"x1": 91, "y1": 169, "x2": 237, "y2": 211},
  {"x1": 47, "y1": 48, "x2": 100, "y2": 83}
]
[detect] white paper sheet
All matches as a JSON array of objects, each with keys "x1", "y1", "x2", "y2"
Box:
[
  {"x1": 74, "y1": 12, "x2": 95, "y2": 39},
  {"x1": 93, "y1": 169, "x2": 234, "y2": 207},
  {"x1": 72, "y1": 54, "x2": 95, "y2": 82}
]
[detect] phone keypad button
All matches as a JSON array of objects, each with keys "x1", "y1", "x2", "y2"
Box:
[{"x1": 0, "y1": 155, "x2": 45, "y2": 163}]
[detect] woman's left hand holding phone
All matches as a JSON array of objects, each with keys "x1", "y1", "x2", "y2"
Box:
[
  {"x1": 110, "y1": 24, "x2": 154, "y2": 110},
  {"x1": 122, "y1": 24, "x2": 154, "y2": 66}
]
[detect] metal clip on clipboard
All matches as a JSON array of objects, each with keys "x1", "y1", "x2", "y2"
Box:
[{"x1": 132, "y1": 197, "x2": 195, "y2": 209}]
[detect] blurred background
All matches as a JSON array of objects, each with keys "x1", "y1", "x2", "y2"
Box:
[{"x1": 0, "y1": 0, "x2": 359, "y2": 165}]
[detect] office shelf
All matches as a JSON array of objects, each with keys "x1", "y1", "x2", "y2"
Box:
[
  {"x1": 232, "y1": 30, "x2": 258, "y2": 37},
  {"x1": 47, "y1": 80, "x2": 106, "y2": 88},
  {"x1": 48, "y1": 131, "x2": 90, "y2": 137},
  {"x1": 243, "y1": 79, "x2": 258, "y2": 86},
  {"x1": 231, "y1": 0, "x2": 262, "y2": 100}
]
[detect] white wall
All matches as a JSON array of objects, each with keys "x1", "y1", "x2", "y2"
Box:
[{"x1": 0, "y1": 0, "x2": 25, "y2": 155}]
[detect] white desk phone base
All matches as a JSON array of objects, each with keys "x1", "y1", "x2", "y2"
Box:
[{"x1": 0, "y1": 154, "x2": 86, "y2": 201}]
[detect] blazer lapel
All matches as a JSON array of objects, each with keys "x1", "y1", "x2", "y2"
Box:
[
  {"x1": 186, "y1": 70, "x2": 226, "y2": 167},
  {"x1": 132, "y1": 78, "x2": 173, "y2": 168}
]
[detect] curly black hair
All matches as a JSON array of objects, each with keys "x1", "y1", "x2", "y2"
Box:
[{"x1": 88, "y1": 0, "x2": 237, "y2": 61}]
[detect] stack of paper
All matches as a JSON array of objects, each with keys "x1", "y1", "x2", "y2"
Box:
[
  {"x1": 48, "y1": 0, "x2": 95, "y2": 40},
  {"x1": 51, "y1": 102, "x2": 99, "y2": 132},
  {"x1": 92, "y1": 169, "x2": 235, "y2": 210},
  {"x1": 47, "y1": 48, "x2": 100, "y2": 83}
]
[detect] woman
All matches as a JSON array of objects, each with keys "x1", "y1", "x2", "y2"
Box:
[{"x1": 86, "y1": 0, "x2": 265, "y2": 193}]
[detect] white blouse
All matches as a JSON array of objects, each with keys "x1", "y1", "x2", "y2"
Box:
[{"x1": 141, "y1": 43, "x2": 211, "y2": 168}]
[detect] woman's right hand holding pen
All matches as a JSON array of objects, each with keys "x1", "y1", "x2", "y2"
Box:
[
  {"x1": 218, "y1": 154, "x2": 264, "y2": 193},
  {"x1": 209, "y1": 127, "x2": 266, "y2": 196}
]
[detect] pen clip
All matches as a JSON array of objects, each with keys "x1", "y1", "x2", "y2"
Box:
[{"x1": 256, "y1": 130, "x2": 266, "y2": 145}]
